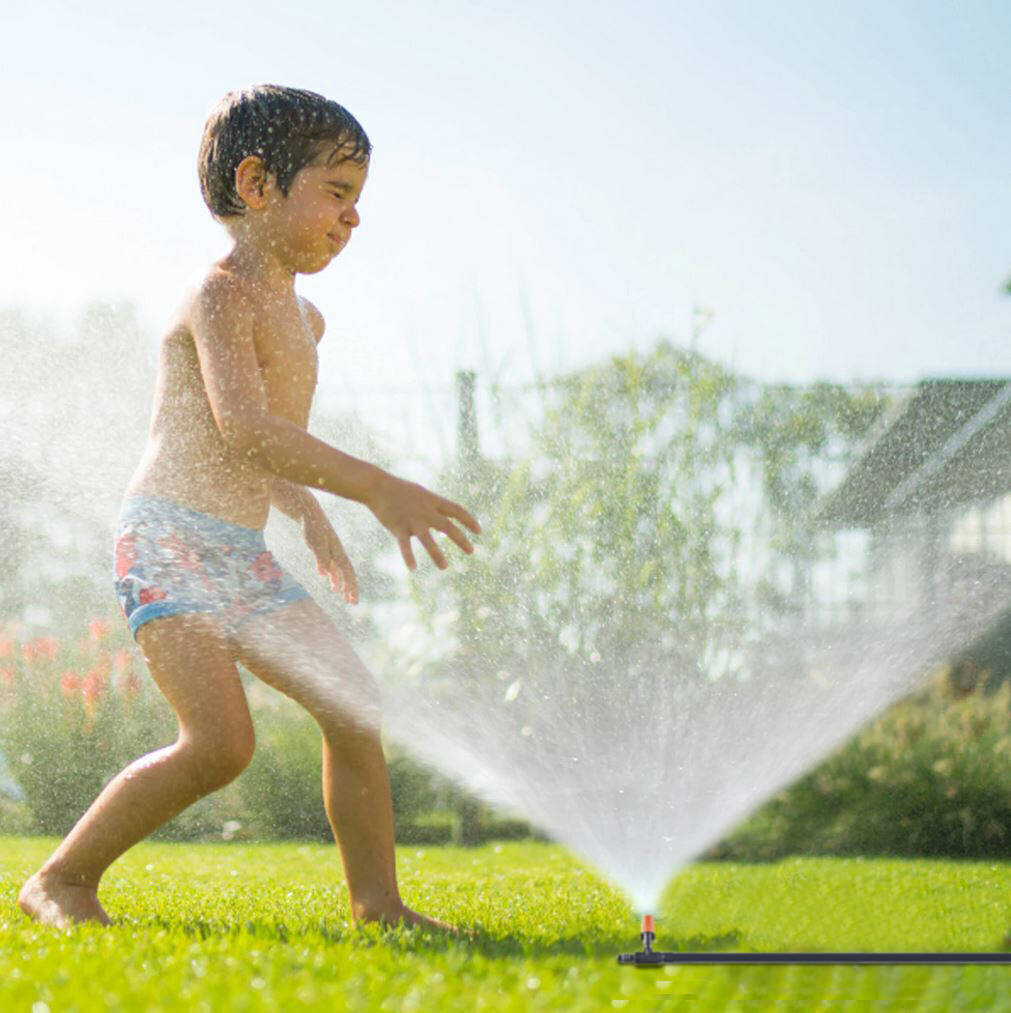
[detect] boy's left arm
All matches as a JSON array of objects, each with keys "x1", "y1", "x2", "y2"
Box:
[
  {"x1": 270, "y1": 478, "x2": 359, "y2": 604},
  {"x1": 269, "y1": 477, "x2": 326, "y2": 525}
]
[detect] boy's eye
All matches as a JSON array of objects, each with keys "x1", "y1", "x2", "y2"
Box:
[{"x1": 329, "y1": 190, "x2": 360, "y2": 206}]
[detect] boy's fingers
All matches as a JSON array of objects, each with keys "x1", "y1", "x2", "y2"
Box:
[
  {"x1": 418, "y1": 530, "x2": 448, "y2": 570},
  {"x1": 399, "y1": 535, "x2": 417, "y2": 571},
  {"x1": 436, "y1": 518, "x2": 474, "y2": 555},
  {"x1": 438, "y1": 498, "x2": 481, "y2": 535}
]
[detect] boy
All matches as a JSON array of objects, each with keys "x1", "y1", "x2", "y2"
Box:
[{"x1": 18, "y1": 84, "x2": 480, "y2": 932}]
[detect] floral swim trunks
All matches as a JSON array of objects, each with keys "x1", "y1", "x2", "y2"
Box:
[{"x1": 113, "y1": 495, "x2": 311, "y2": 639}]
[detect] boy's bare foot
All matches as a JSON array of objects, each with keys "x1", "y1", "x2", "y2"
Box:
[
  {"x1": 18, "y1": 872, "x2": 111, "y2": 929},
  {"x1": 354, "y1": 901, "x2": 458, "y2": 934}
]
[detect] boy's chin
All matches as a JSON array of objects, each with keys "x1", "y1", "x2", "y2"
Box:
[{"x1": 298, "y1": 252, "x2": 338, "y2": 275}]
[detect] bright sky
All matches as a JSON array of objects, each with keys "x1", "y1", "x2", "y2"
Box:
[{"x1": 4, "y1": 0, "x2": 1010, "y2": 420}]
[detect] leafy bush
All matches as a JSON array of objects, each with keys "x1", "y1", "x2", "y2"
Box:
[
  {"x1": 236, "y1": 699, "x2": 474, "y2": 843},
  {"x1": 0, "y1": 619, "x2": 253, "y2": 841},
  {"x1": 711, "y1": 672, "x2": 1011, "y2": 860},
  {"x1": 0, "y1": 620, "x2": 174, "y2": 835},
  {"x1": 0, "y1": 620, "x2": 498, "y2": 845},
  {"x1": 239, "y1": 705, "x2": 330, "y2": 841}
]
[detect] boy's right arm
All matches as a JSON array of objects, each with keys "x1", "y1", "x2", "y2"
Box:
[{"x1": 191, "y1": 276, "x2": 480, "y2": 570}]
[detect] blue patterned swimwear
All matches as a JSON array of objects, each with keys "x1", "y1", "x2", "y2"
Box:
[{"x1": 113, "y1": 495, "x2": 310, "y2": 639}]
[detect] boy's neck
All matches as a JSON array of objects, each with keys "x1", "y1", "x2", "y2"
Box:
[{"x1": 221, "y1": 234, "x2": 297, "y2": 294}]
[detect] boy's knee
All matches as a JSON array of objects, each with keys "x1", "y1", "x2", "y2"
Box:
[
  {"x1": 350, "y1": 670, "x2": 383, "y2": 720},
  {"x1": 181, "y1": 728, "x2": 255, "y2": 790},
  {"x1": 320, "y1": 716, "x2": 384, "y2": 764},
  {"x1": 313, "y1": 668, "x2": 383, "y2": 733},
  {"x1": 317, "y1": 695, "x2": 383, "y2": 744}
]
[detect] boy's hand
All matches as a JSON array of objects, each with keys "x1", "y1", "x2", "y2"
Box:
[
  {"x1": 367, "y1": 475, "x2": 481, "y2": 571},
  {"x1": 303, "y1": 511, "x2": 359, "y2": 605}
]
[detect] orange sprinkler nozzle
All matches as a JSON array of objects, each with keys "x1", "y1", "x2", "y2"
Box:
[
  {"x1": 640, "y1": 914, "x2": 656, "y2": 955},
  {"x1": 618, "y1": 913, "x2": 669, "y2": 965}
]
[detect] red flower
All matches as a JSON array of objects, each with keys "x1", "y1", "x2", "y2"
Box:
[
  {"x1": 60, "y1": 670, "x2": 81, "y2": 697},
  {"x1": 22, "y1": 637, "x2": 58, "y2": 664},
  {"x1": 138, "y1": 587, "x2": 167, "y2": 605},
  {"x1": 251, "y1": 551, "x2": 283, "y2": 582},
  {"x1": 0, "y1": 667, "x2": 14, "y2": 689},
  {"x1": 81, "y1": 669, "x2": 106, "y2": 724},
  {"x1": 82, "y1": 668, "x2": 106, "y2": 701},
  {"x1": 115, "y1": 533, "x2": 138, "y2": 579},
  {"x1": 112, "y1": 648, "x2": 132, "y2": 672},
  {"x1": 88, "y1": 618, "x2": 109, "y2": 642}
]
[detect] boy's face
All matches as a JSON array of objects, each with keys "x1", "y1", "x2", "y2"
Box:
[{"x1": 260, "y1": 148, "x2": 369, "y2": 275}]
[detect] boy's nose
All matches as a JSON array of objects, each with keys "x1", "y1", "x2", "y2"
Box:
[{"x1": 343, "y1": 205, "x2": 361, "y2": 228}]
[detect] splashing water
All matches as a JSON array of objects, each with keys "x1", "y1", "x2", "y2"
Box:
[
  {"x1": 379, "y1": 565, "x2": 1007, "y2": 911},
  {"x1": 2, "y1": 308, "x2": 1008, "y2": 916}
]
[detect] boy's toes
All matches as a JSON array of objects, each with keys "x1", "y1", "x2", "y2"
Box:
[
  {"x1": 353, "y1": 901, "x2": 458, "y2": 935},
  {"x1": 393, "y1": 905, "x2": 459, "y2": 935}
]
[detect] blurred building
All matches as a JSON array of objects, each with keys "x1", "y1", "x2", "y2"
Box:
[{"x1": 815, "y1": 378, "x2": 1011, "y2": 690}]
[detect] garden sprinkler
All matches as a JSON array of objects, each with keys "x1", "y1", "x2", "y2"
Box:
[{"x1": 617, "y1": 914, "x2": 677, "y2": 967}]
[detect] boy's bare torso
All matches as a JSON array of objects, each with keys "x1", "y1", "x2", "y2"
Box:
[{"x1": 127, "y1": 272, "x2": 323, "y2": 529}]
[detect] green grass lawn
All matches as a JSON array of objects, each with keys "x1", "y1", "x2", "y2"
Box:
[{"x1": 1, "y1": 837, "x2": 1007, "y2": 1010}]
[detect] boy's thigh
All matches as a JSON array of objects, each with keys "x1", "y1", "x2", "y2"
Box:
[
  {"x1": 229, "y1": 597, "x2": 380, "y2": 729},
  {"x1": 137, "y1": 612, "x2": 253, "y2": 738}
]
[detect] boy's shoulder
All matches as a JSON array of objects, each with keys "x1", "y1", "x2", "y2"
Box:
[
  {"x1": 174, "y1": 266, "x2": 325, "y2": 345},
  {"x1": 172, "y1": 265, "x2": 255, "y2": 329},
  {"x1": 162, "y1": 267, "x2": 261, "y2": 354},
  {"x1": 193, "y1": 264, "x2": 258, "y2": 309},
  {"x1": 297, "y1": 296, "x2": 326, "y2": 344},
  {"x1": 189, "y1": 266, "x2": 324, "y2": 335}
]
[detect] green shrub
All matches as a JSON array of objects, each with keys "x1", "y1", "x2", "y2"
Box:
[
  {"x1": 0, "y1": 621, "x2": 505, "y2": 845},
  {"x1": 0, "y1": 794, "x2": 32, "y2": 835},
  {"x1": 712, "y1": 673, "x2": 1011, "y2": 860},
  {"x1": 0, "y1": 622, "x2": 178, "y2": 836},
  {"x1": 238, "y1": 706, "x2": 330, "y2": 841},
  {"x1": 236, "y1": 706, "x2": 466, "y2": 843},
  {"x1": 0, "y1": 621, "x2": 251, "y2": 842},
  {"x1": 386, "y1": 749, "x2": 440, "y2": 831}
]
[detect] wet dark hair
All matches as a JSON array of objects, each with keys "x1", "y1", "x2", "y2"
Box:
[{"x1": 198, "y1": 84, "x2": 371, "y2": 218}]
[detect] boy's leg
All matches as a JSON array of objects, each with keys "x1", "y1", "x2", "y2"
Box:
[
  {"x1": 19, "y1": 613, "x2": 255, "y2": 928},
  {"x1": 231, "y1": 597, "x2": 451, "y2": 930}
]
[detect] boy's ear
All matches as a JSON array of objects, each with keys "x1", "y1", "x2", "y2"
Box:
[{"x1": 234, "y1": 155, "x2": 273, "y2": 210}]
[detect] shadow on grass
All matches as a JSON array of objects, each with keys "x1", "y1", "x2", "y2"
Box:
[{"x1": 132, "y1": 914, "x2": 743, "y2": 959}]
